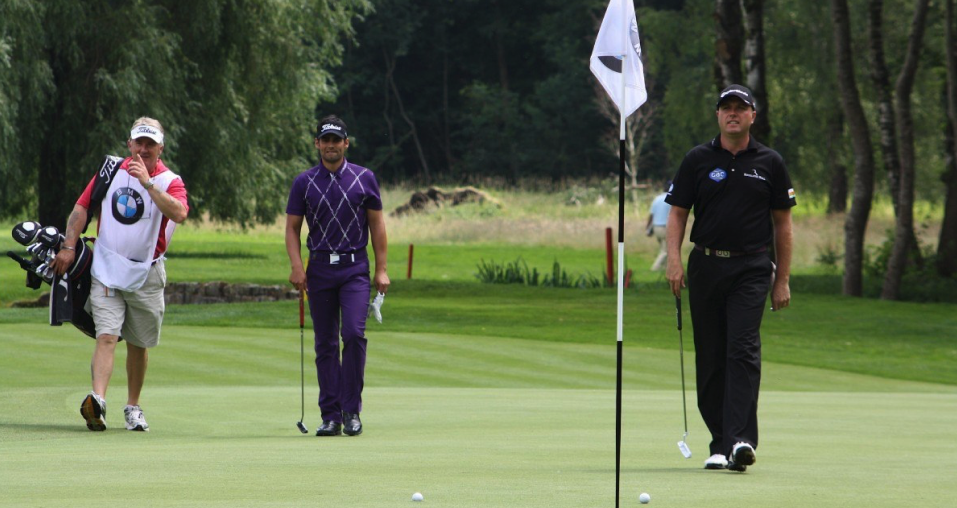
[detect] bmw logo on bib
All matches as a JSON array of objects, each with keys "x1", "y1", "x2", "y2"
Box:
[
  {"x1": 112, "y1": 188, "x2": 145, "y2": 225},
  {"x1": 709, "y1": 168, "x2": 728, "y2": 182}
]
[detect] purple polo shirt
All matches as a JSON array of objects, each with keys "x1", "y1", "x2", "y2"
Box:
[{"x1": 286, "y1": 159, "x2": 383, "y2": 253}]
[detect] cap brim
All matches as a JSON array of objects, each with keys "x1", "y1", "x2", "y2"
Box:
[
  {"x1": 130, "y1": 126, "x2": 164, "y2": 144},
  {"x1": 716, "y1": 94, "x2": 754, "y2": 108},
  {"x1": 318, "y1": 130, "x2": 346, "y2": 138}
]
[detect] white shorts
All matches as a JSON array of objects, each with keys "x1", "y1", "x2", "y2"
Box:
[{"x1": 88, "y1": 260, "x2": 167, "y2": 348}]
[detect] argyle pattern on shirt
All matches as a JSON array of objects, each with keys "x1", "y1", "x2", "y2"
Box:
[{"x1": 286, "y1": 160, "x2": 382, "y2": 253}]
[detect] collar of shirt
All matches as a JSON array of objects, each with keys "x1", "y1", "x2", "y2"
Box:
[
  {"x1": 709, "y1": 135, "x2": 759, "y2": 155},
  {"x1": 319, "y1": 159, "x2": 348, "y2": 178}
]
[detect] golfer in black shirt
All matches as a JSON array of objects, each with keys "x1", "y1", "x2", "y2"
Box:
[{"x1": 665, "y1": 85, "x2": 796, "y2": 472}]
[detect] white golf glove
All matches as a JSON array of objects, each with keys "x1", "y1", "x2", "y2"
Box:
[{"x1": 368, "y1": 292, "x2": 385, "y2": 323}]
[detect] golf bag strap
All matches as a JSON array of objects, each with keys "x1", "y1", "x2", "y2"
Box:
[{"x1": 83, "y1": 155, "x2": 125, "y2": 234}]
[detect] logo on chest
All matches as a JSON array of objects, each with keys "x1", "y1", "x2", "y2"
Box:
[
  {"x1": 709, "y1": 168, "x2": 727, "y2": 182},
  {"x1": 111, "y1": 188, "x2": 146, "y2": 225},
  {"x1": 743, "y1": 169, "x2": 767, "y2": 181}
]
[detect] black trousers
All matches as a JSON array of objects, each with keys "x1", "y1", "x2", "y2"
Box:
[{"x1": 687, "y1": 248, "x2": 773, "y2": 457}]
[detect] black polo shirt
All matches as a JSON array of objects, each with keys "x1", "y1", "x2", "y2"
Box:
[{"x1": 665, "y1": 135, "x2": 796, "y2": 252}]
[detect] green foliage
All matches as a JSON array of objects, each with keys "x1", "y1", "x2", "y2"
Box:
[
  {"x1": 815, "y1": 242, "x2": 844, "y2": 272},
  {"x1": 0, "y1": 0, "x2": 371, "y2": 226},
  {"x1": 475, "y1": 258, "x2": 605, "y2": 288}
]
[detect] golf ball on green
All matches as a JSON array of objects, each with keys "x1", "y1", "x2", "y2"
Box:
[
  {"x1": 639, "y1": 492, "x2": 651, "y2": 504},
  {"x1": 412, "y1": 492, "x2": 424, "y2": 502}
]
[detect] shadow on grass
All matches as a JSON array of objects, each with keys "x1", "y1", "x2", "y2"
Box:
[
  {"x1": 0, "y1": 422, "x2": 91, "y2": 433},
  {"x1": 167, "y1": 252, "x2": 268, "y2": 260}
]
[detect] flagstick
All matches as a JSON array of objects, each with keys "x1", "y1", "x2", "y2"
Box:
[{"x1": 615, "y1": 4, "x2": 628, "y2": 506}]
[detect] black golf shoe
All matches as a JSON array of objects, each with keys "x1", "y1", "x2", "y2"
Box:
[
  {"x1": 729, "y1": 442, "x2": 756, "y2": 472},
  {"x1": 342, "y1": 412, "x2": 362, "y2": 436},
  {"x1": 315, "y1": 420, "x2": 342, "y2": 436}
]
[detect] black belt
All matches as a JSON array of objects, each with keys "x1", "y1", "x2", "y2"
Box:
[
  {"x1": 694, "y1": 245, "x2": 767, "y2": 258},
  {"x1": 309, "y1": 250, "x2": 367, "y2": 264}
]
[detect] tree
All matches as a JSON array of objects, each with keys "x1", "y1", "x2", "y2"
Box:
[
  {"x1": 868, "y1": 0, "x2": 903, "y2": 211},
  {"x1": 940, "y1": 0, "x2": 957, "y2": 277},
  {"x1": 713, "y1": 0, "x2": 744, "y2": 88},
  {"x1": 831, "y1": 0, "x2": 877, "y2": 297},
  {"x1": 881, "y1": 0, "x2": 931, "y2": 300},
  {"x1": 0, "y1": 0, "x2": 49, "y2": 219},
  {"x1": 0, "y1": 0, "x2": 369, "y2": 228},
  {"x1": 741, "y1": 0, "x2": 771, "y2": 142}
]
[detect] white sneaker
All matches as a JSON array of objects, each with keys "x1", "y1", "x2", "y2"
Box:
[
  {"x1": 731, "y1": 442, "x2": 756, "y2": 467},
  {"x1": 123, "y1": 405, "x2": 150, "y2": 432},
  {"x1": 80, "y1": 391, "x2": 107, "y2": 431},
  {"x1": 704, "y1": 453, "x2": 728, "y2": 470}
]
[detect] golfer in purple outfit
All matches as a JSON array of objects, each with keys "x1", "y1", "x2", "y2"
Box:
[{"x1": 285, "y1": 115, "x2": 390, "y2": 437}]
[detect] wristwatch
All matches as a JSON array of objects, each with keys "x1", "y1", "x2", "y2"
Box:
[{"x1": 144, "y1": 178, "x2": 155, "y2": 191}]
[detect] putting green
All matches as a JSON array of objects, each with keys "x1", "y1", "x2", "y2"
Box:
[{"x1": 1, "y1": 325, "x2": 955, "y2": 507}]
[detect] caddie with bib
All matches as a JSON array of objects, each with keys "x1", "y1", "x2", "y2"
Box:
[{"x1": 53, "y1": 117, "x2": 189, "y2": 433}]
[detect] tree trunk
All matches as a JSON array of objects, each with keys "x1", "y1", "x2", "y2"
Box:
[
  {"x1": 741, "y1": 0, "x2": 770, "y2": 142},
  {"x1": 882, "y1": 0, "x2": 930, "y2": 300},
  {"x1": 383, "y1": 49, "x2": 431, "y2": 183},
  {"x1": 828, "y1": 165, "x2": 849, "y2": 214},
  {"x1": 826, "y1": 108, "x2": 848, "y2": 214},
  {"x1": 868, "y1": 0, "x2": 902, "y2": 211},
  {"x1": 38, "y1": 59, "x2": 69, "y2": 231},
  {"x1": 714, "y1": 0, "x2": 744, "y2": 89},
  {"x1": 831, "y1": 0, "x2": 876, "y2": 297},
  {"x1": 939, "y1": 0, "x2": 957, "y2": 277}
]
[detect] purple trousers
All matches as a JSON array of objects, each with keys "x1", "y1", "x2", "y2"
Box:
[{"x1": 306, "y1": 251, "x2": 371, "y2": 423}]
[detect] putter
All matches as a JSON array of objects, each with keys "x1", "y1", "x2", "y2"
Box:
[
  {"x1": 296, "y1": 289, "x2": 308, "y2": 434},
  {"x1": 675, "y1": 295, "x2": 692, "y2": 459}
]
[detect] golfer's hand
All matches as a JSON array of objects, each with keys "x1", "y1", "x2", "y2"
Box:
[
  {"x1": 374, "y1": 270, "x2": 390, "y2": 294},
  {"x1": 666, "y1": 261, "x2": 685, "y2": 297},
  {"x1": 52, "y1": 249, "x2": 75, "y2": 276},
  {"x1": 289, "y1": 267, "x2": 307, "y2": 292},
  {"x1": 771, "y1": 280, "x2": 790, "y2": 311},
  {"x1": 128, "y1": 154, "x2": 150, "y2": 186}
]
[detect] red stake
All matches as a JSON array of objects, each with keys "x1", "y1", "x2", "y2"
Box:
[{"x1": 407, "y1": 243, "x2": 414, "y2": 280}]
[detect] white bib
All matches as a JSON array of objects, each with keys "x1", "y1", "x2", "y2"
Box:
[{"x1": 91, "y1": 168, "x2": 179, "y2": 291}]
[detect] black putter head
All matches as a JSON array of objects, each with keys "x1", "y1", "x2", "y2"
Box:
[
  {"x1": 12, "y1": 222, "x2": 42, "y2": 246},
  {"x1": 296, "y1": 421, "x2": 308, "y2": 434},
  {"x1": 36, "y1": 227, "x2": 62, "y2": 250}
]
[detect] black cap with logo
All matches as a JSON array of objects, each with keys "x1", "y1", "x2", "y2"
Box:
[
  {"x1": 317, "y1": 118, "x2": 348, "y2": 139},
  {"x1": 716, "y1": 85, "x2": 755, "y2": 110}
]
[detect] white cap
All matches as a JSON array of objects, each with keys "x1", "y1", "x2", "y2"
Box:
[{"x1": 130, "y1": 124, "x2": 164, "y2": 145}]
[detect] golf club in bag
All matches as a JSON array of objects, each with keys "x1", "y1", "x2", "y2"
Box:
[
  {"x1": 296, "y1": 289, "x2": 308, "y2": 434},
  {"x1": 676, "y1": 295, "x2": 692, "y2": 459},
  {"x1": 7, "y1": 221, "x2": 97, "y2": 339}
]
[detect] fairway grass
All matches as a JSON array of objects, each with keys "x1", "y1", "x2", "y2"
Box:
[{"x1": 2, "y1": 326, "x2": 955, "y2": 507}]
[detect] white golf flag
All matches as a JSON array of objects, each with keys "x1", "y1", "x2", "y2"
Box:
[{"x1": 590, "y1": 0, "x2": 647, "y2": 117}]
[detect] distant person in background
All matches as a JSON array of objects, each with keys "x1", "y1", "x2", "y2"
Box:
[
  {"x1": 646, "y1": 181, "x2": 672, "y2": 271},
  {"x1": 285, "y1": 115, "x2": 390, "y2": 437},
  {"x1": 53, "y1": 116, "x2": 189, "y2": 432}
]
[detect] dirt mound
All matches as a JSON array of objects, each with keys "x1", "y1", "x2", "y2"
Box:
[{"x1": 391, "y1": 186, "x2": 500, "y2": 216}]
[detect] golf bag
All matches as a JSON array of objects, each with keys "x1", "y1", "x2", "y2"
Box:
[{"x1": 7, "y1": 221, "x2": 98, "y2": 339}]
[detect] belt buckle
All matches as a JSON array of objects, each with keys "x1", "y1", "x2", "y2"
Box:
[
  {"x1": 329, "y1": 253, "x2": 340, "y2": 265},
  {"x1": 715, "y1": 249, "x2": 731, "y2": 258}
]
